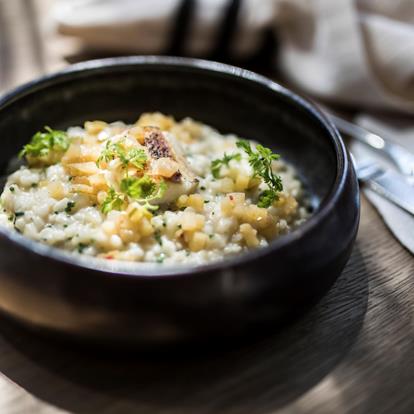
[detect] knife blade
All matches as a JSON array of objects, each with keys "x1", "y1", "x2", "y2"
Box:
[{"x1": 355, "y1": 162, "x2": 414, "y2": 216}]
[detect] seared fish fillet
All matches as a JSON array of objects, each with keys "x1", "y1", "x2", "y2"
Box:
[{"x1": 143, "y1": 127, "x2": 198, "y2": 203}]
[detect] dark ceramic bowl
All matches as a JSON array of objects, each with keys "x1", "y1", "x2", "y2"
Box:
[{"x1": 0, "y1": 56, "x2": 359, "y2": 346}]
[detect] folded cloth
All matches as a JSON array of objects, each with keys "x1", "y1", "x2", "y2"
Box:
[
  {"x1": 53, "y1": 0, "x2": 414, "y2": 113},
  {"x1": 351, "y1": 115, "x2": 414, "y2": 254}
]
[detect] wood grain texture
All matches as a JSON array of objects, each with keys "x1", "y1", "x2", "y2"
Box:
[{"x1": 0, "y1": 1, "x2": 413, "y2": 413}]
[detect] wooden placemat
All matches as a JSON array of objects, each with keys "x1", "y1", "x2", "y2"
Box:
[{"x1": 0, "y1": 1, "x2": 413, "y2": 413}]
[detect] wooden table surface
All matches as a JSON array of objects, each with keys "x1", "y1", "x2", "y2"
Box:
[{"x1": 1, "y1": 1, "x2": 414, "y2": 413}]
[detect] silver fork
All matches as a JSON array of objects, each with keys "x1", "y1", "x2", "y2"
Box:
[
  {"x1": 352, "y1": 156, "x2": 414, "y2": 216},
  {"x1": 329, "y1": 113, "x2": 414, "y2": 178}
]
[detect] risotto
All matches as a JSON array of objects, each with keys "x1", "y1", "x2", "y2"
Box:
[{"x1": 0, "y1": 113, "x2": 309, "y2": 265}]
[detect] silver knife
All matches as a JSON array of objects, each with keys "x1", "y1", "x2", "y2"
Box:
[{"x1": 355, "y1": 161, "x2": 414, "y2": 216}]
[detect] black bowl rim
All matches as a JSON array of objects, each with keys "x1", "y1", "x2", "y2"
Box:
[{"x1": 0, "y1": 56, "x2": 349, "y2": 279}]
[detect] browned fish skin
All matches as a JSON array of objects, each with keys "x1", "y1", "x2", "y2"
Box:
[
  {"x1": 144, "y1": 128, "x2": 171, "y2": 159},
  {"x1": 170, "y1": 171, "x2": 182, "y2": 182},
  {"x1": 141, "y1": 126, "x2": 198, "y2": 203}
]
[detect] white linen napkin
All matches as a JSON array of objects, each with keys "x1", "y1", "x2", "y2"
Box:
[
  {"x1": 53, "y1": 0, "x2": 414, "y2": 252},
  {"x1": 53, "y1": 0, "x2": 414, "y2": 113},
  {"x1": 351, "y1": 116, "x2": 414, "y2": 254}
]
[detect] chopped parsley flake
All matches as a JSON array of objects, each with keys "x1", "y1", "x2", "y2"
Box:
[
  {"x1": 77, "y1": 243, "x2": 88, "y2": 253},
  {"x1": 156, "y1": 253, "x2": 165, "y2": 263},
  {"x1": 9, "y1": 212, "x2": 25, "y2": 225},
  {"x1": 154, "y1": 231, "x2": 162, "y2": 245},
  {"x1": 64, "y1": 201, "x2": 76, "y2": 213}
]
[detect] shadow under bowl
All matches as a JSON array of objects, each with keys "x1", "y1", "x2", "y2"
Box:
[{"x1": 0, "y1": 56, "x2": 360, "y2": 347}]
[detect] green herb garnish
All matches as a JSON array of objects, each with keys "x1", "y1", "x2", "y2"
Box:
[
  {"x1": 101, "y1": 176, "x2": 167, "y2": 214},
  {"x1": 211, "y1": 153, "x2": 241, "y2": 179},
  {"x1": 236, "y1": 140, "x2": 283, "y2": 208},
  {"x1": 97, "y1": 140, "x2": 147, "y2": 171},
  {"x1": 101, "y1": 188, "x2": 125, "y2": 214},
  {"x1": 14, "y1": 212, "x2": 24, "y2": 217},
  {"x1": 120, "y1": 175, "x2": 166, "y2": 210},
  {"x1": 126, "y1": 148, "x2": 148, "y2": 170},
  {"x1": 19, "y1": 126, "x2": 69, "y2": 163},
  {"x1": 96, "y1": 141, "x2": 119, "y2": 165}
]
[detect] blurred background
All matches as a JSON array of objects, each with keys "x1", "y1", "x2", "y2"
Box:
[{"x1": 2, "y1": 0, "x2": 414, "y2": 116}]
